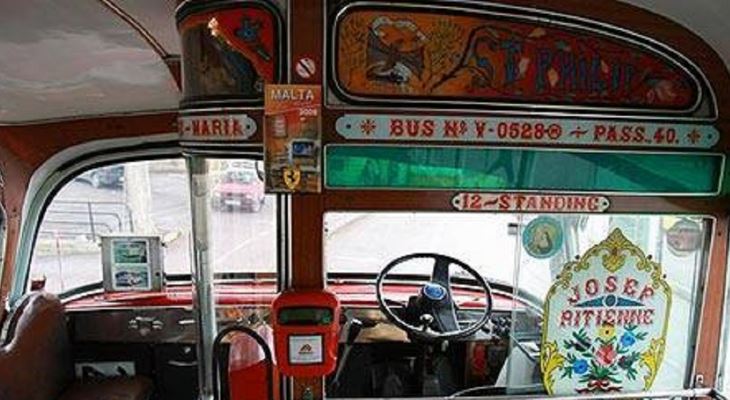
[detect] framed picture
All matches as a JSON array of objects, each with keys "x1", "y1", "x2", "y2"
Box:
[{"x1": 102, "y1": 236, "x2": 164, "y2": 293}]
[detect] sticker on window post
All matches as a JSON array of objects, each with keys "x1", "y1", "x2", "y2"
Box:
[
  {"x1": 522, "y1": 216, "x2": 564, "y2": 259},
  {"x1": 289, "y1": 335, "x2": 323, "y2": 365},
  {"x1": 264, "y1": 85, "x2": 322, "y2": 193},
  {"x1": 540, "y1": 228, "x2": 671, "y2": 395},
  {"x1": 665, "y1": 218, "x2": 703, "y2": 256},
  {"x1": 452, "y1": 193, "x2": 610, "y2": 213}
]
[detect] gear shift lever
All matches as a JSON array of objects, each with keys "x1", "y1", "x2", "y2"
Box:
[
  {"x1": 420, "y1": 314, "x2": 434, "y2": 332},
  {"x1": 329, "y1": 318, "x2": 364, "y2": 393},
  {"x1": 346, "y1": 319, "x2": 364, "y2": 344}
]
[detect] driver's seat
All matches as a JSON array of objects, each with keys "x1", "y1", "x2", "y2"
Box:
[{"x1": 0, "y1": 292, "x2": 153, "y2": 400}]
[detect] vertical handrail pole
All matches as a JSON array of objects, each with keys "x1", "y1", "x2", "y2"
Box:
[
  {"x1": 187, "y1": 155, "x2": 217, "y2": 400},
  {"x1": 87, "y1": 202, "x2": 96, "y2": 241}
]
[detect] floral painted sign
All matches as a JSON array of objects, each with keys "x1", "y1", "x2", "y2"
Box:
[
  {"x1": 540, "y1": 229, "x2": 671, "y2": 394},
  {"x1": 334, "y1": 4, "x2": 699, "y2": 111}
]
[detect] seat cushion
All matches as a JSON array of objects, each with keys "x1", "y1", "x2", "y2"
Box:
[
  {"x1": 0, "y1": 292, "x2": 73, "y2": 400},
  {"x1": 59, "y1": 376, "x2": 154, "y2": 400}
]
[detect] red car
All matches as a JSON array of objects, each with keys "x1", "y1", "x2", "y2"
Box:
[{"x1": 211, "y1": 169, "x2": 265, "y2": 212}]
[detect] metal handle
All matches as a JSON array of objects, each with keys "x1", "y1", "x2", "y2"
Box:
[
  {"x1": 168, "y1": 360, "x2": 198, "y2": 368},
  {"x1": 128, "y1": 316, "x2": 164, "y2": 336}
]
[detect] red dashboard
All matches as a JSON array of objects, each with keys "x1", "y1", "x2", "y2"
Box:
[
  {"x1": 64, "y1": 281, "x2": 520, "y2": 311},
  {"x1": 66, "y1": 282, "x2": 517, "y2": 311}
]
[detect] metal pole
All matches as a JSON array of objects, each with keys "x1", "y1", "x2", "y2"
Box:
[
  {"x1": 126, "y1": 204, "x2": 134, "y2": 232},
  {"x1": 87, "y1": 202, "x2": 96, "y2": 241},
  {"x1": 187, "y1": 155, "x2": 217, "y2": 400},
  {"x1": 54, "y1": 231, "x2": 65, "y2": 293}
]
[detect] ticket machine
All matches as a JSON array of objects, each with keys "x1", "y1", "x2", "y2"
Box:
[{"x1": 272, "y1": 290, "x2": 341, "y2": 377}]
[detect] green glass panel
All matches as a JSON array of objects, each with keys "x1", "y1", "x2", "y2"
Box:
[
  {"x1": 325, "y1": 145, "x2": 723, "y2": 194},
  {"x1": 722, "y1": 167, "x2": 730, "y2": 195}
]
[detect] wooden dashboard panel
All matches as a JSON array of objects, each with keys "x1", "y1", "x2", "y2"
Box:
[{"x1": 69, "y1": 306, "x2": 270, "y2": 344}]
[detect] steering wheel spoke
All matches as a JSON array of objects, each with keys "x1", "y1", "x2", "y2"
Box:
[
  {"x1": 431, "y1": 257, "x2": 451, "y2": 287},
  {"x1": 430, "y1": 298, "x2": 460, "y2": 333}
]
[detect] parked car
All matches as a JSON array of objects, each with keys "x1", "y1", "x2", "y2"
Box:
[
  {"x1": 211, "y1": 168, "x2": 265, "y2": 212},
  {"x1": 76, "y1": 165, "x2": 125, "y2": 189}
]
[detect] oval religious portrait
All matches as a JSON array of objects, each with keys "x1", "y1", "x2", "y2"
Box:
[{"x1": 522, "y1": 216, "x2": 564, "y2": 259}]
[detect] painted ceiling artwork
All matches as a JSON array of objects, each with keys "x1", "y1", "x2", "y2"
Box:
[
  {"x1": 178, "y1": 5, "x2": 279, "y2": 103},
  {"x1": 335, "y1": 7, "x2": 698, "y2": 110},
  {"x1": 540, "y1": 229, "x2": 671, "y2": 395}
]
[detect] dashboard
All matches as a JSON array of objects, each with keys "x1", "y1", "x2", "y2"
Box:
[
  {"x1": 67, "y1": 304, "x2": 541, "y2": 345},
  {"x1": 62, "y1": 283, "x2": 542, "y2": 400}
]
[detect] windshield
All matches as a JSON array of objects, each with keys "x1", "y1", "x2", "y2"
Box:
[
  {"x1": 324, "y1": 212, "x2": 710, "y2": 301},
  {"x1": 325, "y1": 211, "x2": 710, "y2": 390},
  {"x1": 325, "y1": 212, "x2": 518, "y2": 285}
]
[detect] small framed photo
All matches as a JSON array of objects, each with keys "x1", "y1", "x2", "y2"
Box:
[{"x1": 102, "y1": 236, "x2": 164, "y2": 293}]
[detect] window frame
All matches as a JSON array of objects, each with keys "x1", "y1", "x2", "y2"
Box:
[
  {"x1": 10, "y1": 141, "x2": 180, "y2": 304},
  {"x1": 10, "y1": 139, "x2": 288, "y2": 306},
  {"x1": 715, "y1": 239, "x2": 730, "y2": 392},
  {"x1": 322, "y1": 210, "x2": 714, "y2": 394}
]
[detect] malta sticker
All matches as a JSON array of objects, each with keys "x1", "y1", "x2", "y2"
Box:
[
  {"x1": 522, "y1": 216, "x2": 564, "y2": 259},
  {"x1": 540, "y1": 229, "x2": 671, "y2": 395},
  {"x1": 264, "y1": 84, "x2": 322, "y2": 193},
  {"x1": 452, "y1": 193, "x2": 610, "y2": 213}
]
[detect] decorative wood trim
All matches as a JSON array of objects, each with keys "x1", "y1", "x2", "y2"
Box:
[{"x1": 694, "y1": 214, "x2": 729, "y2": 387}]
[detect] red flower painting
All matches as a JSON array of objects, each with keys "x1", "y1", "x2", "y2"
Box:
[
  {"x1": 596, "y1": 344, "x2": 617, "y2": 366},
  {"x1": 561, "y1": 324, "x2": 648, "y2": 393}
]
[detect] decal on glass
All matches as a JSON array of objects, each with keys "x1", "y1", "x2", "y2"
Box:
[
  {"x1": 334, "y1": 4, "x2": 701, "y2": 112},
  {"x1": 522, "y1": 216, "x2": 563, "y2": 259},
  {"x1": 177, "y1": 2, "x2": 281, "y2": 106},
  {"x1": 665, "y1": 218, "x2": 703, "y2": 257},
  {"x1": 540, "y1": 229, "x2": 671, "y2": 395}
]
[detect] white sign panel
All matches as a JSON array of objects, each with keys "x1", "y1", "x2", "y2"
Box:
[
  {"x1": 336, "y1": 114, "x2": 719, "y2": 149},
  {"x1": 178, "y1": 113, "x2": 257, "y2": 141},
  {"x1": 289, "y1": 335, "x2": 323, "y2": 365}
]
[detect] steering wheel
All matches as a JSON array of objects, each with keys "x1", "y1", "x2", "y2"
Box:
[{"x1": 376, "y1": 253, "x2": 493, "y2": 341}]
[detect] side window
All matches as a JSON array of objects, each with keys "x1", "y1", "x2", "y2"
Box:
[
  {"x1": 29, "y1": 158, "x2": 278, "y2": 295},
  {"x1": 29, "y1": 159, "x2": 192, "y2": 294}
]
